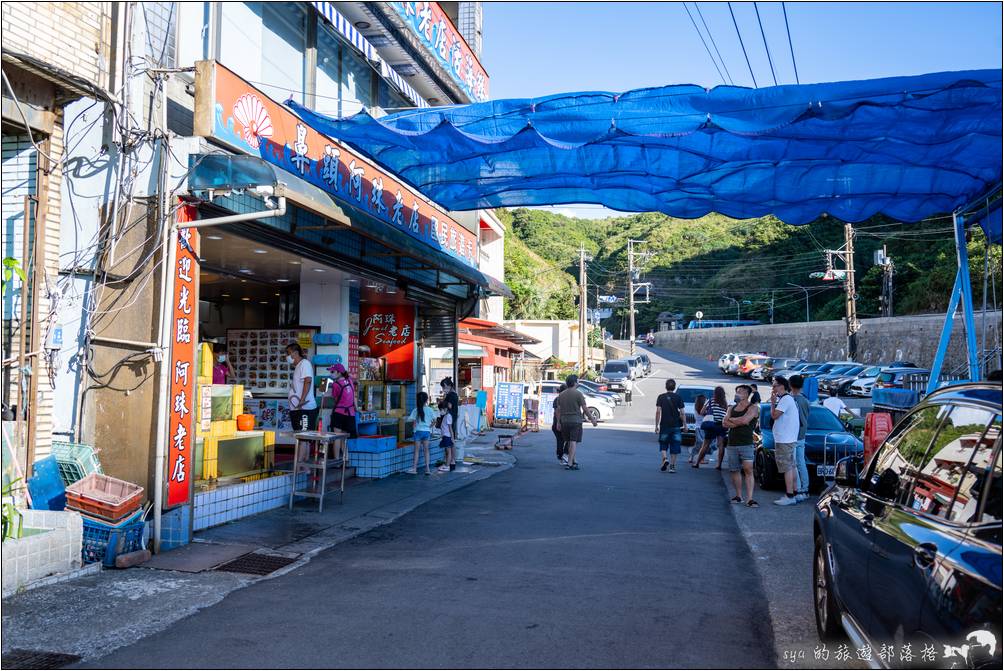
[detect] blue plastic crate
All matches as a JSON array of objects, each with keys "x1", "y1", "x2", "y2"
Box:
[
  {"x1": 81, "y1": 509, "x2": 146, "y2": 566},
  {"x1": 27, "y1": 456, "x2": 66, "y2": 510}
]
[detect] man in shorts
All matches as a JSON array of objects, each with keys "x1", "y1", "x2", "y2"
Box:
[
  {"x1": 655, "y1": 379, "x2": 686, "y2": 473},
  {"x1": 556, "y1": 375, "x2": 597, "y2": 470},
  {"x1": 770, "y1": 375, "x2": 800, "y2": 506}
]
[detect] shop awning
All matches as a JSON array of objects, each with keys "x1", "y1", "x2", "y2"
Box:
[
  {"x1": 188, "y1": 153, "x2": 513, "y2": 297},
  {"x1": 443, "y1": 344, "x2": 486, "y2": 358},
  {"x1": 288, "y1": 70, "x2": 1003, "y2": 226},
  {"x1": 460, "y1": 318, "x2": 541, "y2": 346}
]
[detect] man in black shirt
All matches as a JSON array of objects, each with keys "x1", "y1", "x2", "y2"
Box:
[{"x1": 655, "y1": 379, "x2": 687, "y2": 473}]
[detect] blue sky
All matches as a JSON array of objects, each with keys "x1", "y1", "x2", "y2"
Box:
[{"x1": 480, "y1": 1, "x2": 1003, "y2": 218}]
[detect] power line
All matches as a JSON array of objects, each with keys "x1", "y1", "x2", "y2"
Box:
[
  {"x1": 683, "y1": 2, "x2": 727, "y2": 85},
  {"x1": 728, "y1": 2, "x2": 759, "y2": 88},
  {"x1": 782, "y1": 2, "x2": 800, "y2": 85},
  {"x1": 695, "y1": 2, "x2": 735, "y2": 86},
  {"x1": 753, "y1": 2, "x2": 778, "y2": 87}
]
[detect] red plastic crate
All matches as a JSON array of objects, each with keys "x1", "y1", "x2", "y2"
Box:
[{"x1": 65, "y1": 473, "x2": 144, "y2": 522}]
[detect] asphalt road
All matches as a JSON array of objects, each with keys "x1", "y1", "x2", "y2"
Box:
[{"x1": 86, "y1": 346, "x2": 783, "y2": 669}]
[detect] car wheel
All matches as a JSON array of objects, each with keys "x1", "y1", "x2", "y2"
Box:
[
  {"x1": 755, "y1": 450, "x2": 778, "y2": 490},
  {"x1": 585, "y1": 407, "x2": 601, "y2": 423},
  {"x1": 813, "y1": 535, "x2": 845, "y2": 642}
]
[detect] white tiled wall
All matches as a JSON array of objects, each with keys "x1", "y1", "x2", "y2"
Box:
[
  {"x1": 2, "y1": 510, "x2": 83, "y2": 597},
  {"x1": 193, "y1": 473, "x2": 306, "y2": 531}
]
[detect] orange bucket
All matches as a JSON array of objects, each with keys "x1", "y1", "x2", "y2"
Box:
[{"x1": 236, "y1": 413, "x2": 255, "y2": 431}]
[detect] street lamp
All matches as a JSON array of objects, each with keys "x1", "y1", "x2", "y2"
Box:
[{"x1": 787, "y1": 283, "x2": 810, "y2": 322}]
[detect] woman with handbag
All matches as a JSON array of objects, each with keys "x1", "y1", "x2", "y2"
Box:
[{"x1": 692, "y1": 386, "x2": 728, "y2": 468}]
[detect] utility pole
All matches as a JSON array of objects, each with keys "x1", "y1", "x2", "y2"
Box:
[
  {"x1": 787, "y1": 283, "x2": 810, "y2": 322},
  {"x1": 768, "y1": 291, "x2": 775, "y2": 324},
  {"x1": 628, "y1": 239, "x2": 636, "y2": 356},
  {"x1": 878, "y1": 244, "x2": 895, "y2": 318},
  {"x1": 627, "y1": 239, "x2": 652, "y2": 356},
  {"x1": 844, "y1": 223, "x2": 860, "y2": 359},
  {"x1": 579, "y1": 245, "x2": 588, "y2": 373}
]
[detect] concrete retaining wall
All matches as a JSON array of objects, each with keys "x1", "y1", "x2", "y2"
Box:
[{"x1": 653, "y1": 312, "x2": 1002, "y2": 370}]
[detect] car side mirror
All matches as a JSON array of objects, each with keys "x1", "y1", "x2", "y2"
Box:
[{"x1": 834, "y1": 456, "x2": 862, "y2": 488}]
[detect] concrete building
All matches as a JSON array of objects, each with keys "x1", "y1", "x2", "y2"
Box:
[
  {"x1": 2, "y1": 1, "x2": 506, "y2": 548},
  {"x1": 503, "y1": 319, "x2": 605, "y2": 371}
]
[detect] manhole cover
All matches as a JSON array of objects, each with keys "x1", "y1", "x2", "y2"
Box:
[
  {"x1": 213, "y1": 553, "x2": 298, "y2": 575},
  {"x1": 1, "y1": 649, "x2": 82, "y2": 669}
]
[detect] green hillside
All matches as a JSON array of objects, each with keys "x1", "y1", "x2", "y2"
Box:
[{"x1": 499, "y1": 207, "x2": 1002, "y2": 334}]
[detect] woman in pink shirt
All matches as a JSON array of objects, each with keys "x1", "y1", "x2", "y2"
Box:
[
  {"x1": 328, "y1": 363, "x2": 358, "y2": 442},
  {"x1": 212, "y1": 344, "x2": 235, "y2": 384}
]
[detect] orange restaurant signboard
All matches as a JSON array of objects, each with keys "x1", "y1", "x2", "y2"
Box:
[
  {"x1": 193, "y1": 62, "x2": 479, "y2": 269},
  {"x1": 167, "y1": 205, "x2": 199, "y2": 508}
]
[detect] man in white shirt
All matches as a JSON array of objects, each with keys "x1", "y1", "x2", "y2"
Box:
[
  {"x1": 822, "y1": 395, "x2": 849, "y2": 419},
  {"x1": 770, "y1": 375, "x2": 800, "y2": 506},
  {"x1": 286, "y1": 343, "x2": 317, "y2": 432}
]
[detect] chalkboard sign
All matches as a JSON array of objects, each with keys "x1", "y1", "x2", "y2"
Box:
[{"x1": 494, "y1": 382, "x2": 525, "y2": 421}]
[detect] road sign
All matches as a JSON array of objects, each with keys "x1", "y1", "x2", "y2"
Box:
[
  {"x1": 695, "y1": 310, "x2": 704, "y2": 319},
  {"x1": 598, "y1": 295, "x2": 619, "y2": 304}
]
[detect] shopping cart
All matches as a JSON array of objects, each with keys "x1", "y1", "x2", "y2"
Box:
[{"x1": 818, "y1": 432, "x2": 859, "y2": 482}]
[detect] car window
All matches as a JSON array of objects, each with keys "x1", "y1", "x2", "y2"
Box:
[
  {"x1": 902, "y1": 406, "x2": 997, "y2": 521},
  {"x1": 605, "y1": 362, "x2": 628, "y2": 373},
  {"x1": 869, "y1": 405, "x2": 945, "y2": 502},
  {"x1": 863, "y1": 366, "x2": 881, "y2": 376},
  {"x1": 808, "y1": 406, "x2": 846, "y2": 432},
  {"x1": 974, "y1": 442, "x2": 1001, "y2": 540},
  {"x1": 676, "y1": 388, "x2": 713, "y2": 404}
]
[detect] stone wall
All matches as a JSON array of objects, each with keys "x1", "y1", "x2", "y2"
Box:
[{"x1": 653, "y1": 312, "x2": 1002, "y2": 371}]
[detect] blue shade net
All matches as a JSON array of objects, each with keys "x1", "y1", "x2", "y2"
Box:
[{"x1": 288, "y1": 69, "x2": 1002, "y2": 233}]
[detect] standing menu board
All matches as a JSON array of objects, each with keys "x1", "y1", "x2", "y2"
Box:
[
  {"x1": 226, "y1": 328, "x2": 318, "y2": 395},
  {"x1": 494, "y1": 382, "x2": 525, "y2": 422},
  {"x1": 540, "y1": 392, "x2": 558, "y2": 427}
]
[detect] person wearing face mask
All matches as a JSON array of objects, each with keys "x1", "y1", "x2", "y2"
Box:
[
  {"x1": 212, "y1": 344, "x2": 235, "y2": 384},
  {"x1": 285, "y1": 342, "x2": 317, "y2": 432}
]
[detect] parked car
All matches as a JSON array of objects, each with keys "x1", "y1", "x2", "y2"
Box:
[
  {"x1": 738, "y1": 354, "x2": 769, "y2": 378},
  {"x1": 811, "y1": 382, "x2": 1001, "y2": 666},
  {"x1": 599, "y1": 359, "x2": 633, "y2": 392},
  {"x1": 848, "y1": 374, "x2": 880, "y2": 397},
  {"x1": 719, "y1": 353, "x2": 738, "y2": 374},
  {"x1": 756, "y1": 357, "x2": 805, "y2": 381},
  {"x1": 802, "y1": 361, "x2": 858, "y2": 379},
  {"x1": 818, "y1": 364, "x2": 877, "y2": 397},
  {"x1": 874, "y1": 366, "x2": 930, "y2": 391},
  {"x1": 773, "y1": 362, "x2": 823, "y2": 380},
  {"x1": 727, "y1": 353, "x2": 758, "y2": 375},
  {"x1": 754, "y1": 403, "x2": 863, "y2": 491},
  {"x1": 535, "y1": 380, "x2": 615, "y2": 423},
  {"x1": 815, "y1": 365, "x2": 867, "y2": 395},
  {"x1": 676, "y1": 385, "x2": 715, "y2": 445},
  {"x1": 577, "y1": 379, "x2": 623, "y2": 405}
]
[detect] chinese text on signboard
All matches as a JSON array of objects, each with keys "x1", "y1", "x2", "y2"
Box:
[
  {"x1": 168, "y1": 207, "x2": 198, "y2": 507},
  {"x1": 359, "y1": 303, "x2": 416, "y2": 380},
  {"x1": 390, "y1": 2, "x2": 489, "y2": 102},
  {"x1": 197, "y1": 63, "x2": 479, "y2": 269},
  {"x1": 494, "y1": 382, "x2": 524, "y2": 422}
]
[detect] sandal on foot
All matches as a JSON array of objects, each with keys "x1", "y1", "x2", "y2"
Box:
[
  {"x1": 746, "y1": 500, "x2": 760, "y2": 508},
  {"x1": 731, "y1": 496, "x2": 742, "y2": 504}
]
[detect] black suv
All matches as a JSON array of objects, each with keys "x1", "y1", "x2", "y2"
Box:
[{"x1": 813, "y1": 383, "x2": 1001, "y2": 669}]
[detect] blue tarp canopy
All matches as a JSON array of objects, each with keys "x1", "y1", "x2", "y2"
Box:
[{"x1": 289, "y1": 69, "x2": 1002, "y2": 230}]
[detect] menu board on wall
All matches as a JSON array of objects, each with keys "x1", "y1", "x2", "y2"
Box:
[
  {"x1": 226, "y1": 328, "x2": 318, "y2": 395},
  {"x1": 494, "y1": 382, "x2": 525, "y2": 422},
  {"x1": 540, "y1": 392, "x2": 558, "y2": 427}
]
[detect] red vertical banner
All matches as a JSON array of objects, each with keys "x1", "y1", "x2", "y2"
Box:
[
  {"x1": 167, "y1": 206, "x2": 199, "y2": 508},
  {"x1": 360, "y1": 304, "x2": 416, "y2": 380}
]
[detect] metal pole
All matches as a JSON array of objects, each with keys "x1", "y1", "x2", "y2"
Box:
[
  {"x1": 628, "y1": 241, "x2": 636, "y2": 356},
  {"x1": 787, "y1": 283, "x2": 809, "y2": 322},
  {"x1": 981, "y1": 243, "x2": 989, "y2": 377},
  {"x1": 953, "y1": 211, "x2": 980, "y2": 380},
  {"x1": 844, "y1": 223, "x2": 859, "y2": 360},
  {"x1": 579, "y1": 245, "x2": 587, "y2": 372}
]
